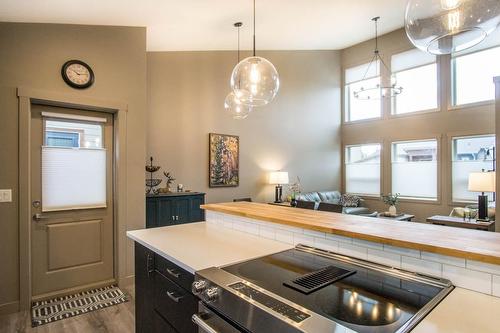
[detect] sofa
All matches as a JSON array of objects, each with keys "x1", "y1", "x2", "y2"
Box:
[{"x1": 296, "y1": 191, "x2": 370, "y2": 215}]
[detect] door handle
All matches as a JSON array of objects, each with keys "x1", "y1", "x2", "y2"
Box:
[
  {"x1": 166, "y1": 291, "x2": 183, "y2": 303},
  {"x1": 33, "y1": 213, "x2": 49, "y2": 222},
  {"x1": 146, "y1": 253, "x2": 154, "y2": 276}
]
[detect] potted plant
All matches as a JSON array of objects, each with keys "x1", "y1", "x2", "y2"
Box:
[
  {"x1": 381, "y1": 193, "x2": 400, "y2": 216},
  {"x1": 288, "y1": 177, "x2": 302, "y2": 207}
]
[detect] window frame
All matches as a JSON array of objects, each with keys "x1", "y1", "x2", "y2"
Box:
[
  {"x1": 448, "y1": 133, "x2": 496, "y2": 205},
  {"x1": 343, "y1": 142, "x2": 383, "y2": 198},
  {"x1": 343, "y1": 59, "x2": 383, "y2": 124},
  {"x1": 389, "y1": 137, "x2": 441, "y2": 202},
  {"x1": 450, "y1": 45, "x2": 500, "y2": 108},
  {"x1": 390, "y1": 61, "x2": 440, "y2": 117}
]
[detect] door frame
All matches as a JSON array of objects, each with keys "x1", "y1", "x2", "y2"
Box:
[{"x1": 18, "y1": 87, "x2": 128, "y2": 310}]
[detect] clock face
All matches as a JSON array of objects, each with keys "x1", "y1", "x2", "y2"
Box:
[{"x1": 61, "y1": 60, "x2": 94, "y2": 89}]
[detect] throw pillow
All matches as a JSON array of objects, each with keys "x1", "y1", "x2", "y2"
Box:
[{"x1": 340, "y1": 194, "x2": 360, "y2": 207}]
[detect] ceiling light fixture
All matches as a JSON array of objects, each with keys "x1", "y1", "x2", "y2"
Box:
[
  {"x1": 225, "y1": 22, "x2": 252, "y2": 120},
  {"x1": 230, "y1": 0, "x2": 280, "y2": 107},
  {"x1": 353, "y1": 17, "x2": 403, "y2": 100},
  {"x1": 405, "y1": 0, "x2": 500, "y2": 55}
]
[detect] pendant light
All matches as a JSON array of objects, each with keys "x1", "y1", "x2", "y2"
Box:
[
  {"x1": 405, "y1": 0, "x2": 500, "y2": 55},
  {"x1": 353, "y1": 17, "x2": 403, "y2": 100},
  {"x1": 225, "y1": 22, "x2": 252, "y2": 119},
  {"x1": 230, "y1": 0, "x2": 280, "y2": 107}
]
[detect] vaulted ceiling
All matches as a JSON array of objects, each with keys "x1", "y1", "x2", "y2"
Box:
[{"x1": 0, "y1": 0, "x2": 408, "y2": 51}]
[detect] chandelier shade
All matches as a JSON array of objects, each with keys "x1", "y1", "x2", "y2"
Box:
[{"x1": 405, "y1": 0, "x2": 500, "y2": 55}]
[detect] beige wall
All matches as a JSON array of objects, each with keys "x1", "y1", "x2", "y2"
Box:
[
  {"x1": 341, "y1": 29, "x2": 496, "y2": 221},
  {"x1": 0, "y1": 23, "x2": 147, "y2": 312},
  {"x1": 147, "y1": 51, "x2": 341, "y2": 203}
]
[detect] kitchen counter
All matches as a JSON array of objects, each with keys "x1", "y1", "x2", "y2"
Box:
[
  {"x1": 126, "y1": 222, "x2": 293, "y2": 274},
  {"x1": 202, "y1": 202, "x2": 500, "y2": 265},
  {"x1": 127, "y1": 220, "x2": 500, "y2": 333},
  {"x1": 413, "y1": 288, "x2": 500, "y2": 333}
]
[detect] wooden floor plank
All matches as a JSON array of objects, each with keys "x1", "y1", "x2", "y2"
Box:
[{"x1": 0, "y1": 286, "x2": 134, "y2": 333}]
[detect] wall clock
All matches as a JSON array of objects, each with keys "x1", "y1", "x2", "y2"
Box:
[{"x1": 61, "y1": 60, "x2": 95, "y2": 89}]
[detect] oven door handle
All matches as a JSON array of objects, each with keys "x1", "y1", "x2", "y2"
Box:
[{"x1": 192, "y1": 313, "x2": 220, "y2": 333}]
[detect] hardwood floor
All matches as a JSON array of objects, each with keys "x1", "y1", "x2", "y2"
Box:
[{"x1": 0, "y1": 286, "x2": 135, "y2": 333}]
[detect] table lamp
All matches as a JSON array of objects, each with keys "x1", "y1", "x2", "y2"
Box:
[
  {"x1": 468, "y1": 171, "x2": 496, "y2": 221},
  {"x1": 269, "y1": 171, "x2": 289, "y2": 203}
]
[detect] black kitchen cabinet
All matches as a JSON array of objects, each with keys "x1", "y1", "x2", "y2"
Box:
[
  {"x1": 134, "y1": 242, "x2": 155, "y2": 333},
  {"x1": 146, "y1": 192, "x2": 205, "y2": 228},
  {"x1": 135, "y1": 242, "x2": 198, "y2": 333}
]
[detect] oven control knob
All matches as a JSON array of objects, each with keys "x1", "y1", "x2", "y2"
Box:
[
  {"x1": 203, "y1": 287, "x2": 219, "y2": 302},
  {"x1": 192, "y1": 280, "x2": 208, "y2": 295}
]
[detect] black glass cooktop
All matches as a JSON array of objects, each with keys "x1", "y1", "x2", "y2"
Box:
[{"x1": 222, "y1": 248, "x2": 444, "y2": 333}]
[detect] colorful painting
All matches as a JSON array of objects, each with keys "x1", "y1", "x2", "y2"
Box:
[{"x1": 209, "y1": 133, "x2": 239, "y2": 187}]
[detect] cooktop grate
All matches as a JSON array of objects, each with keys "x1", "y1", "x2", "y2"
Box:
[{"x1": 283, "y1": 265, "x2": 356, "y2": 294}]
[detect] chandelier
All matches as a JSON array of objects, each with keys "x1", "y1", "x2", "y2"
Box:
[{"x1": 353, "y1": 17, "x2": 403, "y2": 100}]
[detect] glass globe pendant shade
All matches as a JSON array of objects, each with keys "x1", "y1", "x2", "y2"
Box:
[
  {"x1": 230, "y1": 56, "x2": 280, "y2": 107},
  {"x1": 224, "y1": 91, "x2": 252, "y2": 119},
  {"x1": 405, "y1": 0, "x2": 500, "y2": 55}
]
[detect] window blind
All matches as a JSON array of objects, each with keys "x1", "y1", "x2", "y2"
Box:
[
  {"x1": 42, "y1": 147, "x2": 107, "y2": 212},
  {"x1": 345, "y1": 60, "x2": 380, "y2": 84},
  {"x1": 391, "y1": 48, "x2": 436, "y2": 72}
]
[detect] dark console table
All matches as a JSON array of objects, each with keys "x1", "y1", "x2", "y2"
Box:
[{"x1": 146, "y1": 192, "x2": 205, "y2": 228}]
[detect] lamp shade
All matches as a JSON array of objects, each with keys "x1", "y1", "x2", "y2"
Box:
[
  {"x1": 468, "y1": 172, "x2": 496, "y2": 192},
  {"x1": 269, "y1": 171, "x2": 289, "y2": 185}
]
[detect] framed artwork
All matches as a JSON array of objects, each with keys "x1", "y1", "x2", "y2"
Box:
[{"x1": 209, "y1": 133, "x2": 239, "y2": 187}]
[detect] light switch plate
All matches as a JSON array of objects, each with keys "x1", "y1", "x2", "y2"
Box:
[{"x1": 0, "y1": 189, "x2": 12, "y2": 202}]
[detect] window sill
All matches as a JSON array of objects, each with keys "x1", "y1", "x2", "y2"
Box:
[
  {"x1": 389, "y1": 107, "x2": 440, "y2": 119},
  {"x1": 397, "y1": 197, "x2": 441, "y2": 205},
  {"x1": 343, "y1": 116, "x2": 382, "y2": 125},
  {"x1": 449, "y1": 100, "x2": 495, "y2": 111}
]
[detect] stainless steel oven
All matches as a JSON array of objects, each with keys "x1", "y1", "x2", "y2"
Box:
[{"x1": 192, "y1": 302, "x2": 243, "y2": 333}]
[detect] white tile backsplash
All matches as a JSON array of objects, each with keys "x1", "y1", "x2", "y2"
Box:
[
  {"x1": 402, "y1": 256, "x2": 442, "y2": 277},
  {"x1": 466, "y1": 260, "x2": 500, "y2": 275},
  {"x1": 293, "y1": 233, "x2": 315, "y2": 247},
  {"x1": 492, "y1": 275, "x2": 500, "y2": 297},
  {"x1": 275, "y1": 229, "x2": 294, "y2": 245},
  {"x1": 209, "y1": 211, "x2": 500, "y2": 297},
  {"x1": 421, "y1": 251, "x2": 466, "y2": 268},
  {"x1": 443, "y1": 265, "x2": 492, "y2": 294},
  {"x1": 314, "y1": 237, "x2": 339, "y2": 253},
  {"x1": 367, "y1": 248, "x2": 401, "y2": 268},
  {"x1": 338, "y1": 243, "x2": 368, "y2": 260},
  {"x1": 353, "y1": 239, "x2": 384, "y2": 250},
  {"x1": 384, "y1": 244, "x2": 420, "y2": 258}
]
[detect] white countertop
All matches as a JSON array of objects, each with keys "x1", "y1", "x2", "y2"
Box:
[
  {"x1": 126, "y1": 222, "x2": 293, "y2": 274},
  {"x1": 127, "y1": 222, "x2": 500, "y2": 333},
  {"x1": 413, "y1": 287, "x2": 500, "y2": 333}
]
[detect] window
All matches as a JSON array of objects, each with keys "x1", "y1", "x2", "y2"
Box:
[
  {"x1": 391, "y1": 49, "x2": 438, "y2": 115},
  {"x1": 392, "y1": 139, "x2": 438, "y2": 200},
  {"x1": 42, "y1": 117, "x2": 106, "y2": 211},
  {"x1": 452, "y1": 46, "x2": 500, "y2": 106},
  {"x1": 345, "y1": 61, "x2": 381, "y2": 122},
  {"x1": 452, "y1": 135, "x2": 495, "y2": 202},
  {"x1": 345, "y1": 144, "x2": 381, "y2": 196}
]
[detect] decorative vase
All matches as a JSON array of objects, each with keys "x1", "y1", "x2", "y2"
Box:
[
  {"x1": 389, "y1": 205, "x2": 397, "y2": 215},
  {"x1": 290, "y1": 198, "x2": 297, "y2": 207}
]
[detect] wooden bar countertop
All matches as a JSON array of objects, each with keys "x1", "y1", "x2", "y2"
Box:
[{"x1": 201, "y1": 202, "x2": 500, "y2": 265}]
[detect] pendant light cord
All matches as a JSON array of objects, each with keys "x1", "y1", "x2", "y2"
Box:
[
  {"x1": 253, "y1": 0, "x2": 256, "y2": 56},
  {"x1": 361, "y1": 16, "x2": 390, "y2": 80},
  {"x1": 237, "y1": 24, "x2": 240, "y2": 62}
]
